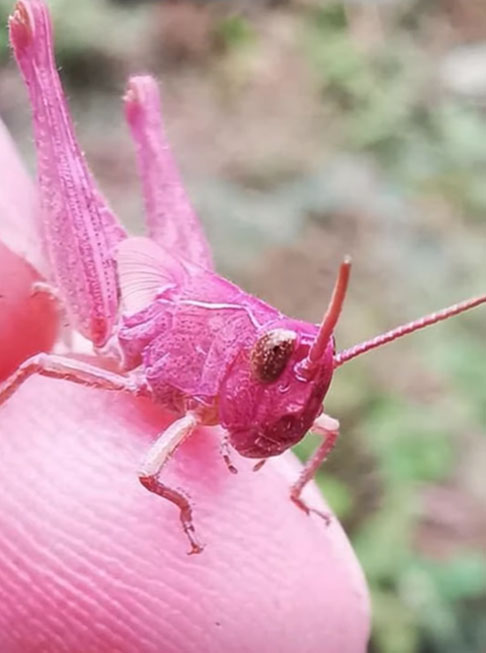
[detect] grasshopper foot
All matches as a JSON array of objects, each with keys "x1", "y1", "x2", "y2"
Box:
[
  {"x1": 139, "y1": 474, "x2": 204, "y2": 555},
  {"x1": 290, "y1": 495, "x2": 331, "y2": 526}
]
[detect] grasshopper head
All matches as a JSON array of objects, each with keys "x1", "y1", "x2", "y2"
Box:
[
  {"x1": 219, "y1": 259, "x2": 350, "y2": 458},
  {"x1": 219, "y1": 320, "x2": 335, "y2": 458}
]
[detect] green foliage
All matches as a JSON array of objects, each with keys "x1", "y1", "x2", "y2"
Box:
[
  {"x1": 215, "y1": 14, "x2": 255, "y2": 53},
  {"x1": 430, "y1": 333, "x2": 486, "y2": 427},
  {"x1": 365, "y1": 396, "x2": 454, "y2": 484},
  {"x1": 302, "y1": 1, "x2": 486, "y2": 219},
  {"x1": 304, "y1": 4, "x2": 423, "y2": 154}
]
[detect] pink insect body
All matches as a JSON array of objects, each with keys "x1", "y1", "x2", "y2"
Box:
[
  {"x1": 117, "y1": 237, "x2": 337, "y2": 458},
  {"x1": 2, "y1": 0, "x2": 486, "y2": 554}
]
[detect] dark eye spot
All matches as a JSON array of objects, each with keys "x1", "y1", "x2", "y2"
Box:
[{"x1": 250, "y1": 329, "x2": 296, "y2": 383}]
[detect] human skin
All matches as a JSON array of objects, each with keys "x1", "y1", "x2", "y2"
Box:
[
  {"x1": 0, "y1": 117, "x2": 57, "y2": 380},
  {"x1": 0, "y1": 242, "x2": 58, "y2": 380}
]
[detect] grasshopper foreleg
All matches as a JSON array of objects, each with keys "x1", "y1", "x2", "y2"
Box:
[
  {"x1": 0, "y1": 353, "x2": 149, "y2": 407},
  {"x1": 290, "y1": 414, "x2": 340, "y2": 524}
]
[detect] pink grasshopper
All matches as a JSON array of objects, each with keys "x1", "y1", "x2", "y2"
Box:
[{"x1": 2, "y1": 0, "x2": 486, "y2": 555}]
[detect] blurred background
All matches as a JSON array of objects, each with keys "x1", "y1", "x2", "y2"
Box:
[{"x1": 0, "y1": 0, "x2": 485, "y2": 650}]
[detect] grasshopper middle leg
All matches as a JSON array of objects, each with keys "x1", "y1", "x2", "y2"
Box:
[{"x1": 138, "y1": 412, "x2": 204, "y2": 555}]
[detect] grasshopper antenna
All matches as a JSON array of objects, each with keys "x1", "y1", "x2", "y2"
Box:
[
  {"x1": 298, "y1": 257, "x2": 351, "y2": 377},
  {"x1": 334, "y1": 294, "x2": 486, "y2": 368}
]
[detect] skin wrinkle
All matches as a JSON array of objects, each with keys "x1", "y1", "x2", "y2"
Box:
[
  {"x1": 0, "y1": 539, "x2": 86, "y2": 651},
  {"x1": 3, "y1": 398, "x2": 193, "y2": 650},
  {"x1": 2, "y1": 412, "x2": 128, "y2": 632},
  {"x1": 0, "y1": 484, "x2": 145, "y2": 649},
  {"x1": 55, "y1": 521, "x2": 169, "y2": 644},
  {"x1": 1, "y1": 480, "x2": 177, "y2": 653},
  {"x1": 2, "y1": 388, "x2": 210, "y2": 650}
]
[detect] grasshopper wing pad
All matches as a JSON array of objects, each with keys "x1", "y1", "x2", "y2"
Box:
[
  {"x1": 116, "y1": 236, "x2": 189, "y2": 369},
  {"x1": 116, "y1": 236, "x2": 187, "y2": 314}
]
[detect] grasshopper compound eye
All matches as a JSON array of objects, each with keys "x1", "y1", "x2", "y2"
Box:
[{"x1": 250, "y1": 329, "x2": 296, "y2": 383}]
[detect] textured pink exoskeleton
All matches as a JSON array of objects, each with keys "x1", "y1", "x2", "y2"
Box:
[
  {"x1": 2, "y1": 0, "x2": 486, "y2": 554},
  {"x1": 124, "y1": 76, "x2": 213, "y2": 270},
  {"x1": 10, "y1": 0, "x2": 126, "y2": 348}
]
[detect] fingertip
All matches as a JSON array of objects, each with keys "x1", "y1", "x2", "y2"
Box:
[{"x1": 0, "y1": 241, "x2": 58, "y2": 380}]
